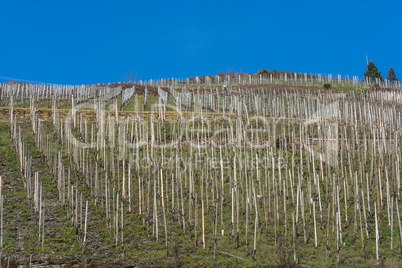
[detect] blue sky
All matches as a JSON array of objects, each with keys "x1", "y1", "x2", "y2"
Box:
[{"x1": 0, "y1": 0, "x2": 401, "y2": 85}]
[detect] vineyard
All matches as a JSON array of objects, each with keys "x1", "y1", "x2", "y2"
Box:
[{"x1": 0, "y1": 79, "x2": 402, "y2": 267}]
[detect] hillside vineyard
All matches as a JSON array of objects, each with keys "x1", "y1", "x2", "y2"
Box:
[{"x1": 0, "y1": 75, "x2": 402, "y2": 267}]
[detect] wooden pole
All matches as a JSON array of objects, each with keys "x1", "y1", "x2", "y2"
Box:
[
  {"x1": 161, "y1": 169, "x2": 168, "y2": 257},
  {"x1": 202, "y1": 199, "x2": 205, "y2": 250}
]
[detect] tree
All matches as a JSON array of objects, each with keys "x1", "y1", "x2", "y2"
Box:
[
  {"x1": 123, "y1": 70, "x2": 138, "y2": 84},
  {"x1": 387, "y1": 67, "x2": 398, "y2": 83},
  {"x1": 364, "y1": 60, "x2": 383, "y2": 83}
]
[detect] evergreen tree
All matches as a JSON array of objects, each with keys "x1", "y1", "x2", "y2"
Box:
[
  {"x1": 387, "y1": 67, "x2": 398, "y2": 83},
  {"x1": 364, "y1": 60, "x2": 383, "y2": 83}
]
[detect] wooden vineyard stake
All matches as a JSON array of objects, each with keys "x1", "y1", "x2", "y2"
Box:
[
  {"x1": 42, "y1": 202, "x2": 45, "y2": 249},
  {"x1": 83, "y1": 200, "x2": 88, "y2": 253},
  {"x1": 252, "y1": 187, "x2": 258, "y2": 260},
  {"x1": 121, "y1": 202, "x2": 124, "y2": 255},
  {"x1": 202, "y1": 199, "x2": 205, "y2": 250},
  {"x1": 313, "y1": 201, "x2": 317, "y2": 249},
  {"x1": 161, "y1": 169, "x2": 168, "y2": 256},
  {"x1": 391, "y1": 197, "x2": 394, "y2": 254},
  {"x1": 139, "y1": 176, "x2": 142, "y2": 216},
  {"x1": 375, "y1": 202, "x2": 379, "y2": 266}
]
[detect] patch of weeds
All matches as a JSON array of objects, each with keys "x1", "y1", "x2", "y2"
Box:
[{"x1": 53, "y1": 203, "x2": 67, "y2": 218}]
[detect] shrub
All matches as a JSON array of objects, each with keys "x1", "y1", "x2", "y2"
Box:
[
  {"x1": 257, "y1": 69, "x2": 269, "y2": 75},
  {"x1": 371, "y1": 83, "x2": 381, "y2": 90},
  {"x1": 323, "y1": 83, "x2": 331, "y2": 89}
]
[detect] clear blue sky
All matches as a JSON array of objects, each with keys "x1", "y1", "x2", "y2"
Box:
[{"x1": 0, "y1": 0, "x2": 401, "y2": 85}]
